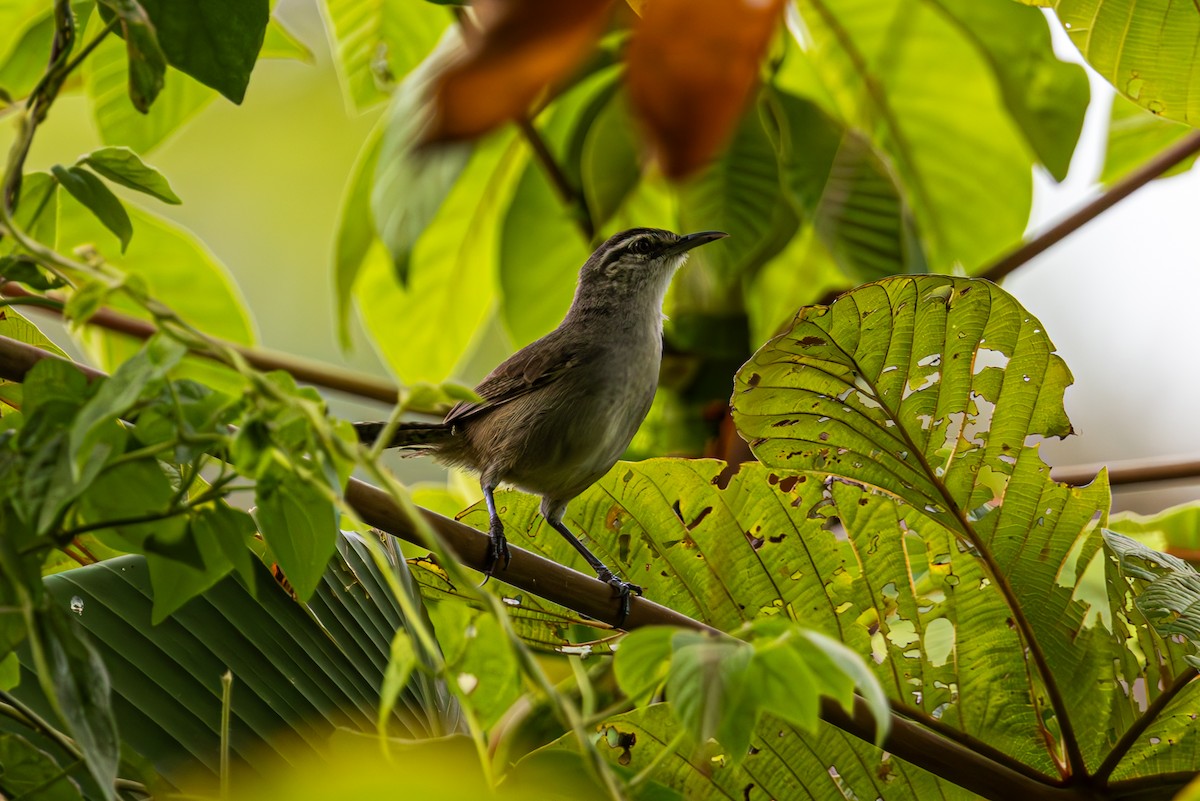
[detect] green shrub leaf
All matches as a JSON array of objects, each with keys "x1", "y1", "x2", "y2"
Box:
[{"x1": 78, "y1": 147, "x2": 181, "y2": 204}]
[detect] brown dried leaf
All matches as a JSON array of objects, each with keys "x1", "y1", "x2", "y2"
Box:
[
  {"x1": 427, "y1": 0, "x2": 616, "y2": 142},
  {"x1": 627, "y1": 0, "x2": 785, "y2": 179}
]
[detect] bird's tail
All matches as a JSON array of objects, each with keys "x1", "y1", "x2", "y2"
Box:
[{"x1": 353, "y1": 420, "x2": 453, "y2": 450}]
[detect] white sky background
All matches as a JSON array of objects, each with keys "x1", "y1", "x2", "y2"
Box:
[{"x1": 1011, "y1": 17, "x2": 1200, "y2": 513}]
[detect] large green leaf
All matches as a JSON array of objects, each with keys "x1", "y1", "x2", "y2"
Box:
[
  {"x1": 11, "y1": 533, "x2": 459, "y2": 791},
  {"x1": 497, "y1": 70, "x2": 615, "y2": 348},
  {"x1": 370, "y1": 42, "x2": 473, "y2": 286},
  {"x1": 83, "y1": 25, "x2": 216, "y2": 155},
  {"x1": 926, "y1": 0, "x2": 1088, "y2": 181},
  {"x1": 1047, "y1": 0, "x2": 1200, "y2": 124},
  {"x1": 677, "y1": 96, "x2": 797, "y2": 288},
  {"x1": 766, "y1": 88, "x2": 925, "y2": 284},
  {"x1": 731, "y1": 275, "x2": 1200, "y2": 772},
  {"x1": 320, "y1": 0, "x2": 450, "y2": 111},
  {"x1": 100, "y1": 0, "x2": 268, "y2": 104},
  {"x1": 333, "y1": 124, "x2": 383, "y2": 348},
  {"x1": 463, "y1": 458, "x2": 1056, "y2": 773},
  {"x1": 356, "y1": 131, "x2": 520, "y2": 383},
  {"x1": 549, "y1": 702, "x2": 966, "y2": 799},
  {"x1": 789, "y1": 0, "x2": 1034, "y2": 271},
  {"x1": 1101, "y1": 94, "x2": 1198, "y2": 187}
]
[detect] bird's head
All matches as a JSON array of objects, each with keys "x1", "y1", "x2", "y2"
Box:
[{"x1": 575, "y1": 228, "x2": 728, "y2": 303}]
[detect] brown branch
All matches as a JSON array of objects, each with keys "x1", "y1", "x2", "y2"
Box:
[
  {"x1": 1052, "y1": 454, "x2": 1200, "y2": 489},
  {"x1": 980, "y1": 130, "x2": 1200, "y2": 284},
  {"x1": 0, "y1": 332, "x2": 1124, "y2": 801},
  {"x1": 0, "y1": 282, "x2": 401, "y2": 404}
]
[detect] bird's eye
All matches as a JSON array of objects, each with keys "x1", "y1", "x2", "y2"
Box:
[{"x1": 628, "y1": 238, "x2": 654, "y2": 256}]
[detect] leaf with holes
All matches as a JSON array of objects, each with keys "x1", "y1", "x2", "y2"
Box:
[{"x1": 1048, "y1": 0, "x2": 1200, "y2": 125}]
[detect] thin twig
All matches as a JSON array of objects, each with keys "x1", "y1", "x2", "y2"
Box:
[
  {"x1": 0, "y1": 281, "x2": 403, "y2": 405},
  {"x1": 516, "y1": 115, "x2": 595, "y2": 242}
]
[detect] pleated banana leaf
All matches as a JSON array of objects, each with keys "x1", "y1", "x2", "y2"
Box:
[{"x1": 9, "y1": 531, "x2": 460, "y2": 793}]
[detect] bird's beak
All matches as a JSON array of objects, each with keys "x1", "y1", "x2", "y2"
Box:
[{"x1": 664, "y1": 230, "x2": 728, "y2": 257}]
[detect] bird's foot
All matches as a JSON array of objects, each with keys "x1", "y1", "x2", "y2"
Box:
[
  {"x1": 480, "y1": 520, "x2": 511, "y2": 584},
  {"x1": 596, "y1": 568, "x2": 643, "y2": 624}
]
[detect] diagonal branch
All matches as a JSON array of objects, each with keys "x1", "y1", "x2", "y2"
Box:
[{"x1": 980, "y1": 130, "x2": 1200, "y2": 283}]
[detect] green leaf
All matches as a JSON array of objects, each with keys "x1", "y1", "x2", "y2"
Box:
[
  {"x1": 676, "y1": 95, "x2": 797, "y2": 287},
  {"x1": 498, "y1": 69, "x2": 617, "y2": 347},
  {"x1": 128, "y1": 0, "x2": 269, "y2": 104},
  {"x1": 253, "y1": 466, "x2": 338, "y2": 602},
  {"x1": 666, "y1": 631, "x2": 755, "y2": 760},
  {"x1": 78, "y1": 146, "x2": 181, "y2": 204},
  {"x1": 926, "y1": 0, "x2": 1088, "y2": 181},
  {"x1": 1109, "y1": 500, "x2": 1200, "y2": 556},
  {"x1": 74, "y1": 459, "x2": 187, "y2": 556},
  {"x1": 50, "y1": 165, "x2": 133, "y2": 252},
  {"x1": 0, "y1": 732, "x2": 85, "y2": 801},
  {"x1": 13, "y1": 535, "x2": 457, "y2": 787},
  {"x1": 371, "y1": 43, "x2": 473, "y2": 286},
  {"x1": 68, "y1": 335, "x2": 186, "y2": 475},
  {"x1": 321, "y1": 0, "x2": 451, "y2": 111},
  {"x1": 55, "y1": 194, "x2": 255, "y2": 389},
  {"x1": 1101, "y1": 93, "x2": 1197, "y2": 187},
  {"x1": 0, "y1": 254, "x2": 67, "y2": 292},
  {"x1": 84, "y1": 23, "x2": 216, "y2": 154},
  {"x1": 0, "y1": 7, "x2": 55, "y2": 101},
  {"x1": 426, "y1": 601, "x2": 520, "y2": 728},
  {"x1": 33, "y1": 604, "x2": 119, "y2": 801},
  {"x1": 767, "y1": 89, "x2": 926, "y2": 284},
  {"x1": 728, "y1": 275, "x2": 1192, "y2": 769},
  {"x1": 333, "y1": 123, "x2": 383, "y2": 347},
  {"x1": 0, "y1": 306, "x2": 68, "y2": 361},
  {"x1": 581, "y1": 90, "x2": 641, "y2": 229},
  {"x1": 787, "y1": 0, "x2": 1034, "y2": 271},
  {"x1": 62, "y1": 278, "x2": 113, "y2": 329},
  {"x1": 378, "y1": 628, "x2": 417, "y2": 734},
  {"x1": 612, "y1": 625, "x2": 675, "y2": 702},
  {"x1": 94, "y1": 0, "x2": 168, "y2": 112},
  {"x1": 0, "y1": 652, "x2": 18, "y2": 690},
  {"x1": 1050, "y1": 0, "x2": 1200, "y2": 123},
  {"x1": 1103, "y1": 530, "x2": 1200, "y2": 665},
  {"x1": 356, "y1": 130, "x2": 519, "y2": 383},
  {"x1": 260, "y1": 15, "x2": 314, "y2": 62}
]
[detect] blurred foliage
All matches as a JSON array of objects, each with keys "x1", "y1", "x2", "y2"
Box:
[{"x1": 1, "y1": 2, "x2": 1200, "y2": 801}]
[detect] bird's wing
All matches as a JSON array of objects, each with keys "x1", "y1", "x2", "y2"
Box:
[{"x1": 444, "y1": 334, "x2": 588, "y2": 425}]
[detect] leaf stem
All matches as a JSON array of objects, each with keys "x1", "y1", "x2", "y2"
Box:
[{"x1": 0, "y1": 689, "x2": 82, "y2": 759}]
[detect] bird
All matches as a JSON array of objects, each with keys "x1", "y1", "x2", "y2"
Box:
[{"x1": 355, "y1": 227, "x2": 728, "y2": 618}]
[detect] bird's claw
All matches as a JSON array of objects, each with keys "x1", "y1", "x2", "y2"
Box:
[
  {"x1": 480, "y1": 523, "x2": 511, "y2": 585},
  {"x1": 597, "y1": 569, "x2": 643, "y2": 624}
]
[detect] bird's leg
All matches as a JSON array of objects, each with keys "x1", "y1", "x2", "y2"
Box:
[
  {"x1": 481, "y1": 483, "x2": 511, "y2": 578},
  {"x1": 544, "y1": 515, "x2": 642, "y2": 623}
]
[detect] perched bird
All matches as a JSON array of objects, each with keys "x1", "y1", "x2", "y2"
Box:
[{"x1": 356, "y1": 227, "x2": 727, "y2": 616}]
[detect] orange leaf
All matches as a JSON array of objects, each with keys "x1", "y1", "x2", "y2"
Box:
[
  {"x1": 428, "y1": 0, "x2": 617, "y2": 143},
  {"x1": 627, "y1": 0, "x2": 785, "y2": 179}
]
